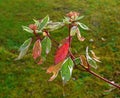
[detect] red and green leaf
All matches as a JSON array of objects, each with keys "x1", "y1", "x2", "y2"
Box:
[
  {"x1": 33, "y1": 39, "x2": 42, "y2": 60},
  {"x1": 80, "y1": 55, "x2": 89, "y2": 69},
  {"x1": 54, "y1": 37, "x2": 71, "y2": 64},
  {"x1": 47, "y1": 61, "x2": 63, "y2": 81}
]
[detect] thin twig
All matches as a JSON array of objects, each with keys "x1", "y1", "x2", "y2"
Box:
[
  {"x1": 67, "y1": 24, "x2": 120, "y2": 90},
  {"x1": 87, "y1": 69, "x2": 120, "y2": 89},
  {"x1": 68, "y1": 50, "x2": 120, "y2": 89}
]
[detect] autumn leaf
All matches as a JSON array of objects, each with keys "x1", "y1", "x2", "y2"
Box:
[
  {"x1": 80, "y1": 55, "x2": 89, "y2": 69},
  {"x1": 29, "y1": 24, "x2": 37, "y2": 30},
  {"x1": 76, "y1": 27, "x2": 85, "y2": 41},
  {"x1": 47, "y1": 61, "x2": 63, "y2": 81},
  {"x1": 33, "y1": 39, "x2": 42, "y2": 60},
  {"x1": 54, "y1": 37, "x2": 71, "y2": 64},
  {"x1": 90, "y1": 50, "x2": 101, "y2": 62}
]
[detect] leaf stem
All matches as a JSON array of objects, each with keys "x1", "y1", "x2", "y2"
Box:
[
  {"x1": 33, "y1": 30, "x2": 41, "y2": 40},
  {"x1": 68, "y1": 24, "x2": 71, "y2": 48},
  {"x1": 45, "y1": 30, "x2": 59, "y2": 46}
]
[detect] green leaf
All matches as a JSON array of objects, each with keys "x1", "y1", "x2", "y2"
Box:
[
  {"x1": 76, "y1": 15, "x2": 84, "y2": 21},
  {"x1": 15, "y1": 38, "x2": 32, "y2": 60},
  {"x1": 18, "y1": 38, "x2": 32, "y2": 51},
  {"x1": 70, "y1": 26, "x2": 77, "y2": 36},
  {"x1": 78, "y1": 22, "x2": 89, "y2": 30},
  {"x1": 33, "y1": 19, "x2": 44, "y2": 33},
  {"x1": 45, "y1": 22, "x2": 64, "y2": 31},
  {"x1": 86, "y1": 47, "x2": 97, "y2": 69},
  {"x1": 61, "y1": 57, "x2": 74, "y2": 84},
  {"x1": 22, "y1": 26, "x2": 33, "y2": 33},
  {"x1": 35, "y1": 30, "x2": 42, "y2": 34},
  {"x1": 38, "y1": 15, "x2": 49, "y2": 30},
  {"x1": 63, "y1": 17, "x2": 71, "y2": 24},
  {"x1": 33, "y1": 19, "x2": 40, "y2": 27},
  {"x1": 41, "y1": 36, "x2": 52, "y2": 60},
  {"x1": 73, "y1": 57, "x2": 81, "y2": 65}
]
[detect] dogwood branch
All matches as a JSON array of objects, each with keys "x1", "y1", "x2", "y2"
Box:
[
  {"x1": 67, "y1": 24, "x2": 120, "y2": 89},
  {"x1": 45, "y1": 24, "x2": 120, "y2": 90}
]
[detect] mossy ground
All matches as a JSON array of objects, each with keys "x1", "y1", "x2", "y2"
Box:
[{"x1": 0, "y1": 0, "x2": 120, "y2": 98}]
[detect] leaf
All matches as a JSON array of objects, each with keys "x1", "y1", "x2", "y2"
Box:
[
  {"x1": 54, "y1": 38, "x2": 70, "y2": 64},
  {"x1": 63, "y1": 17, "x2": 71, "y2": 24},
  {"x1": 33, "y1": 19, "x2": 40, "y2": 27},
  {"x1": 32, "y1": 39, "x2": 42, "y2": 60},
  {"x1": 41, "y1": 36, "x2": 52, "y2": 60},
  {"x1": 78, "y1": 22, "x2": 89, "y2": 30},
  {"x1": 45, "y1": 22, "x2": 64, "y2": 31},
  {"x1": 86, "y1": 47, "x2": 97, "y2": 69},
  {"x1": 47, "y1": 61, "x2": 63, "y2": 81},
  {"x1": 90, "y1": 50, "x2": 101, "y2": 62},
  {"x1": 76, "y1": 27, "x2": 85, "y2": 41},
  {"x1": 60, "y1": 57, "x2": 74, "y2": 84},
  {"x1": 73, "y1": 57, "x2": 81, "y2": 65},
  {"x1": 70, "y1": 26, "x2": 77, "y2": 36},
  {"x1": 38, "y1": 15, "x2": 49, "y2": 30},
  {"x1": 80, "y1": 55, "x2": 89, "y2": 69},
  {"x1": 15, "y1": 38, "x2": 32, "y2": 60},
  {"x1": 22, "y1": 26, "x2": 33, "y2": 33},
  {"x1": 76, "y1": 15, "x2": 84, "y2": 21}
]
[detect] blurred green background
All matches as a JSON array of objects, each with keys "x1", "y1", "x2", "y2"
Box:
[{"x1": 0, "y1": 0, "x2": 120, "y2": 98}]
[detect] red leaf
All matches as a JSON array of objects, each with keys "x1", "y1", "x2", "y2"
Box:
[
  {"x1": 54, "y1": 37, "x2": 71, "y2": 64},
  {"x1": 29, "y1": 24, "x2": 37, "y2": 30},
  {"x1": 33, "y1": 39, "x2": 42, "y2": 60},
  {"x1": 80, "y1": 55, "x2": 89, "y2": 69},
  {"x1": 47, "y1": 61, "x2": 63, "y2": 81}
]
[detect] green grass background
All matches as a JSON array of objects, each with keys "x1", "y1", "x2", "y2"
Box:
[{"x1": 0, "y1": 0, "x2": 120, "y2": 98}]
